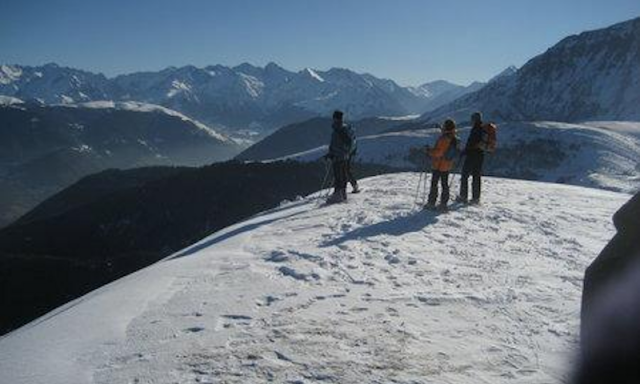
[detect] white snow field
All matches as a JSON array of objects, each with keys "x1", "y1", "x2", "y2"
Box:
[
  {"x1": 284, "y1": 121, "x2": 640, "y2": 194},
  {"x1": 0, "y1": 174, "x2": 630, "y2": 384}
]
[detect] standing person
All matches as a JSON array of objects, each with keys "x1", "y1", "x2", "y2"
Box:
[
  {"x1": 325, "y1": 110, "x2": 355, "y2": 204},
  {"x1": 458, "y1": 112, "x2": 486, "y2": 204},
  {"x1": 425, "y1": 119, "x2": 459, "y2": 211}
]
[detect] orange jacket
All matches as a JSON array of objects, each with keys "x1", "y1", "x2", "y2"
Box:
[{"x1": 428, "y1": 134, "x2": 456, "y2": 172}]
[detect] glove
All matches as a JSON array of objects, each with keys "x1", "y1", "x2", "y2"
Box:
[{"x1": 323, "y1": 154, "x2": 333, "y2": 161}]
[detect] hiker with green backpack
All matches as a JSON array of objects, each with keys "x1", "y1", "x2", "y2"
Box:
[{"x1": 424, "y1": 119, "x2": 460, "y2": 211}]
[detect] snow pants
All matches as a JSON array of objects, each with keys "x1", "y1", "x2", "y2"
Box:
[
  {"x1": 332, "y1": 159, "x2": 348, "y2": 198},
  {"x1": 428, "y1": 170, "x2": 450, "y2": 206},
  {"x1": 460, "y1": 152, "x2": 484, "y2": 201}
]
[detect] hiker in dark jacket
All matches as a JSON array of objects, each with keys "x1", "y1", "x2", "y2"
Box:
[
  {"x1": 458, "y1": 112, "x2": 485, "y2": 204},
  {"x1": 324, "y1": 110, "x2": 355, "y2": 203}
]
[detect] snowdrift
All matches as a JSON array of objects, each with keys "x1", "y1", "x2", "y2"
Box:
[{"x1": 0, "y1": 174, "x2": 629, "y2": 384}]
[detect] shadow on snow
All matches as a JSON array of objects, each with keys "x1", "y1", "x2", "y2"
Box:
[{"x1": 321, "y1": 208, "x2": 450, "y2": 247}]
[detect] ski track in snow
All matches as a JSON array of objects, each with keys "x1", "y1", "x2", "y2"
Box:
[{"x1": 0, "y1": 174, "x2": 629, "y2": 384}]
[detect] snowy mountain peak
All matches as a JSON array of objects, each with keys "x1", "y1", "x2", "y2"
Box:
[
  {"x1": 265, "y1": 62, "x2": 286, "y2": 71},
  {"x1": 234, "y1": 62, "x2": 264, "y2": 77},
  {"x1": 0, "y1": 61, "x2": 469, "y2": 129},
  {"x1": 409, "y1": 80, "x2": 461, "y2": 98}
]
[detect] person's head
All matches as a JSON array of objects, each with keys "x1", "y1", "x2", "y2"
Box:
[
  {"x1": 443, "y1": 119, "x2": 456, "y2": 135},
  {"x1": 471, "y1": 112, "x2": 483, "y2": 127},
  {"x1": 333, "y1": 110, "x2": 344, "y2": 124}
]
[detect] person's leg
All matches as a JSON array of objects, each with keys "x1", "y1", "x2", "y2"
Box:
[
  {"x1": 459, "y1": 160, "x2": 470, "y2": 202},
  {"x1": 347, "y1": 156, "x2": 359, "y2": 192},
  {"x1": 472, "y1": 172, "x2": 481, "y2": 202},
  {"x1": 337, "y1": 160, "x2": 348, "y2": 199},
  {"x1": 441, "y1": 171, "x2": 450, "y2": 206},
  {"x1": 471, "y1": 155, "x2": 484, "y2": 202},
  {"x1": 332, "y1": 160, "x2": 344, "y2": 195},
  {"x1": 427, "y1": 170, "x2": 440, "y2": 206}
]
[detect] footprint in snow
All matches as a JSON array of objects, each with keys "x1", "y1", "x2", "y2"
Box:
[
  {"x1": 278, "y1": 266, "x2": 320, "y2": 282},
  {"x1": 384, "y1": 254, "x2": 401, "y2": 264},
  {"x1": 256, "y1": 295, "x2": 282, "y2": 307},
  {"x1": 265, "y1": 250, "x2": 289, "y2": 263}
]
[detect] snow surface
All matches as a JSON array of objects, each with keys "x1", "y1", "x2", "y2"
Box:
[
  {"x1": 283, "y1": 122, "x2": 640, "y2": 194},
  {"x1": 0, "y1": 174, "x2": 629, "y2": 384}
]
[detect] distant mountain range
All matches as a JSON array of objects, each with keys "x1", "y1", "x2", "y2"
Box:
[
  {"x1": 422, "y1": 17, "x2": 640, "y2": 123},
  {"x1": 0, "y1": 62, "x2": 481, "y2": 134},
  {"x1": 0, "y1": 101, "x2": 241, "y2": 227}
]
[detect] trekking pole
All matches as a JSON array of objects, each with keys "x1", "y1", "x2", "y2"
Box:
[
  {"x1": 318, "y1": 159, "x2": 332, "y2": 200},
  {"x1": 421, "y1": 162, "x2": 429, "y2": 206},
  {"x1": 414, "y1": 167, "x2": 424, "y2": 205},
  {"x1": 413, "y1": 151, "x2": 428, "y2": 205},
  {"x1": 448, "y1": 154, "x2": 464, "y2": 198}
]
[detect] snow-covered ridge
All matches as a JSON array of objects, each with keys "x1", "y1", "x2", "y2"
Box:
[
  {"x1": 68, "y1": 101, "x2": 229, "y2": 142},
  {"x1": 0, "y1": 174, "x2": 629, "y2": 383},
  {"x1": 0, "y1": 95, "x2": 24, "y2": 105}
]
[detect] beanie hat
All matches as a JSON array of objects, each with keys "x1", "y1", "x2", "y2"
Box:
[
  {"x1": 333, "y1": 110, "x2": 344, "y2": 120},
  {"x1": 443, "y1": 119, "x2": 456, "y2": 132}
]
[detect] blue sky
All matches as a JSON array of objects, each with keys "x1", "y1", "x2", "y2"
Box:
[{"x1": 1, "y1": 0, "x2": 639, "y2": 86}]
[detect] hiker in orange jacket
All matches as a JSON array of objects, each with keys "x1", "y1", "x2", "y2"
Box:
[{"x1": 425, "y1": 119, "x2": 460, "y2": 211}]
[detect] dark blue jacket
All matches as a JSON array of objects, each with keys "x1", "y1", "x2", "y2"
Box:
[
  {"x1": 464, "y1": 123, "x2": 485, "y2": 156},
  {"x1": 329, "y1": 123, "x2": 355, "y2": 161}
]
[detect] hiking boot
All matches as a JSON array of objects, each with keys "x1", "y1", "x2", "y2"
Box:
[
  {"x1": 438, "y1": 203, "x2": 449, "y2": 212},
  {"x1": 351, "y1": 185, "x2": 361, "y2": 194},
  {"x1": 469, "y1": 198, "x2": 481, "y2": 205},
  {"x1": 424, "y1": 202, "x2": 436, "y2": 211},
  {"x1": 326, "y1": 191, "x2": 347, "y2": 204},
  {"x1": 455, "y1": 196, "x2": 468, "y2": 204}
]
